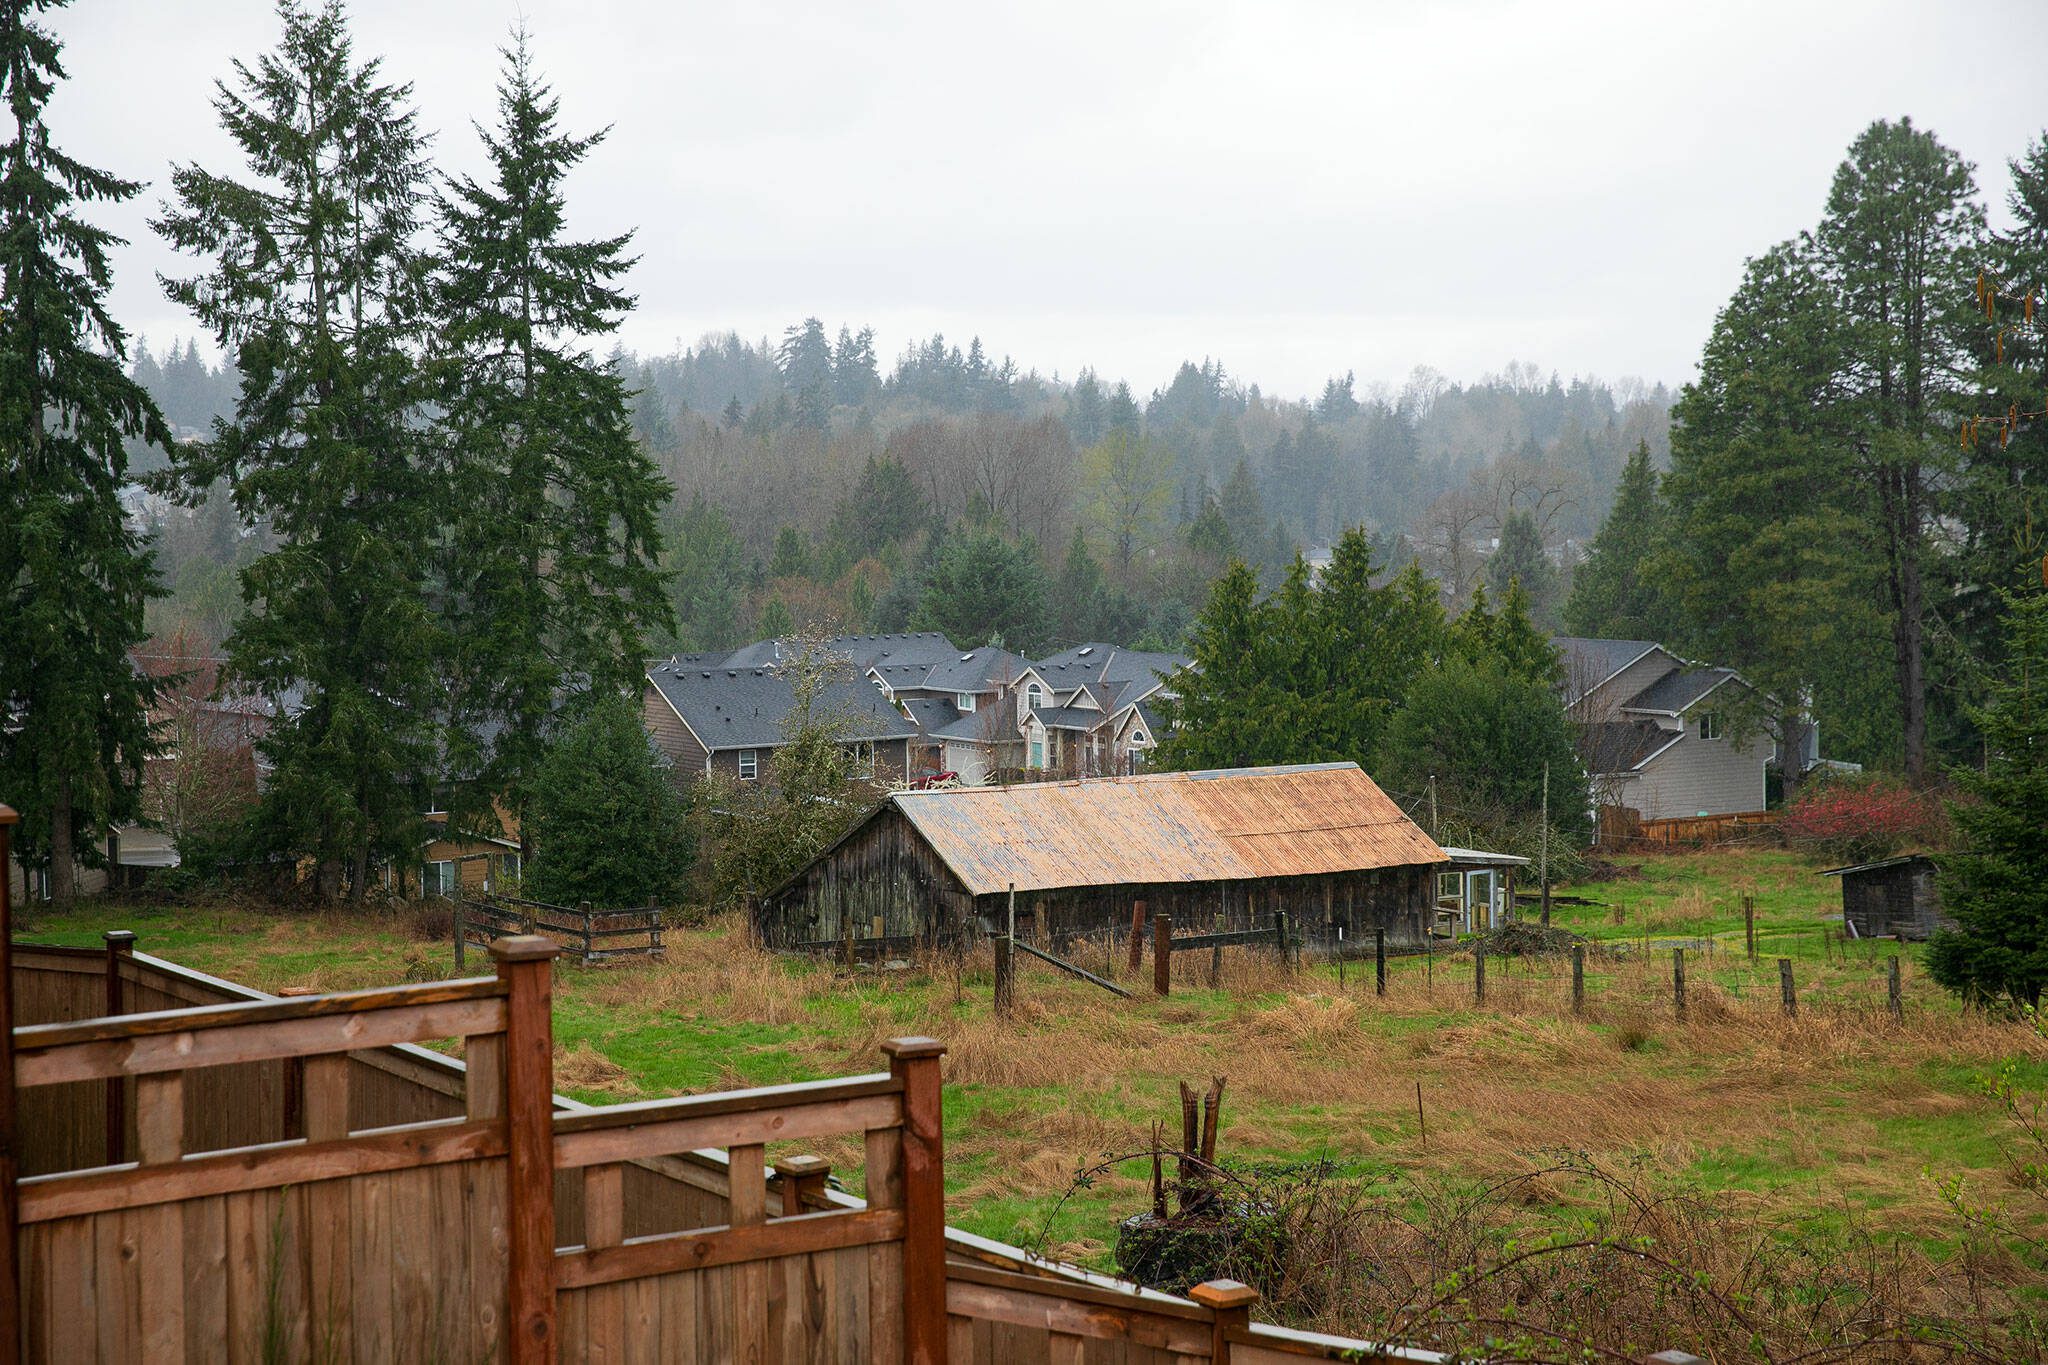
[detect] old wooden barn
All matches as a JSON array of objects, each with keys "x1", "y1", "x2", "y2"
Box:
[
  {"x1": 1821, "y1": 853, "x2": 1950, "y2": 940},
  {"x1": 754, "y1": 761, "x2": 1451, "y2": 957}
]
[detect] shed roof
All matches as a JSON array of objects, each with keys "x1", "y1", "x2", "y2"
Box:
[
  {"x1": 1819, "y1": 853, "x2": 1938, "y2": 878},
  {"x1": 884, "y1": 761, "x2": 1447, "y2": 897}
]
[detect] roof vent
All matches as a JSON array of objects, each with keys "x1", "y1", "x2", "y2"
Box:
[
  {"x1": 960, "y1": 654, "x2": 975, "y2": 662},
  {"x1": 1077, "y1": 646, "x2": 1093, "y2": 655},
  {"x1": 700, "y1": 671, "x2": 710, "y2": 679},
  {"x1": 727, "y1": 671, "x2": 736, "y2": 678}
]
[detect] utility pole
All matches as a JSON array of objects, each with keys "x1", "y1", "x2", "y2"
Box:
[
  {"x1": 1428, "y1": 774, "x2": 1438, "y2": 835},
  {"x1": 1539, "y1": 762, "x2": 1552, "y2": 927}
]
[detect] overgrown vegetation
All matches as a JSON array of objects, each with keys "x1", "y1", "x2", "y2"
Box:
[{"x1": 36, "y1": 849, "x2": 2048, "y2": 1359}]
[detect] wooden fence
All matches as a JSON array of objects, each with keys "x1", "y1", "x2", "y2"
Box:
[
  {"x1": 1598, "y1": 807, "x2": 1780, "y2": 849},
  {"x1": 4, "y1": 929, "x2": 1442, "y2": 1363},
  {"x1": 456, "y1": 893, "x2": 665, "y2": 967}
]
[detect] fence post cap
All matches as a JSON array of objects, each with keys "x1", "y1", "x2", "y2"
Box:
[
  {"x1": 880, "y1": 1036, "x2": 946, "y2": 1060},
  {"x1": 103, "y1": 929, "x2": 138, "y2": 949},
  {"x1": 0, "y1": 803, "x2": 16, "y2": 826},
  {"x1": 774, "y1": 1153, "x2": 832, "y2": 1178},
  {"x1": 1189, "y1": 1279, "x2": 1259, "y2": 1310},
  {"x1": 489, "y1": 934, "x2": 560, "y2": 963}
]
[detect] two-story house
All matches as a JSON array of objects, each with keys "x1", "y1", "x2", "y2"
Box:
[
  {"x1": 1019, "y1": 644, "x2": 1187, "y2": 778},
  {"x1": 1556, "y1": 636, "x2": 1779, "y2": 821},
  {"x1": 642, "y1": 633, "x2": 954, "y2": 788}
]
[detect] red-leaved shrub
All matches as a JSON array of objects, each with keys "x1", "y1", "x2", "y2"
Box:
[{"x1": 1779, "y1": 774, "x2": 1947, "y2": 863}]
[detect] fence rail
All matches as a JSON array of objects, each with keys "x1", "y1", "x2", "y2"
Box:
[{"x1": 457, "y1": 892, "x2": 664, "y2": 966}]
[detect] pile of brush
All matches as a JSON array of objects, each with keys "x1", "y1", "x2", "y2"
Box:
[{"x1": 1113, "y1": 1078, "x2": 1287, "y2": 1294}]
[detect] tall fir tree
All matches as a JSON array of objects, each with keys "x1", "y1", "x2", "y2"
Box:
[
  {"x1": 0, "y1": 0, "x2": 170, "y2": 899},
  {"x1": 433, "y1": 32, "x2": 672, "y2": 852},
  {"x1": 1659, "y1": 241, "x2": 1888, "y2": 794},
  {"x1": 1926, "y1": 560, "x2": 2048, "y2": 1009},
  {"x1": 1563, "y1": 439, "x2": 1668, "y2": 640},
  {"x1": 1154, "y1": 559, "x2": 1277, "y2": 771},
  {"x1": 1816, "y1": 118, "x2": 1984, "y2": 783},
  {"x1": 1483, "y1": 508, "x2": 1556, "y2": 624},
  {"x1": 156, "y1": 0, "x2": 438, "y2": 899}
]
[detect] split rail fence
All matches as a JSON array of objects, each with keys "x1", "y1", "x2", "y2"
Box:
[
  {"x1": 4, "y1": 930, "x2": 1442, "y2": 1363},
  {"x1": 456, "y1": 893, "x2": 665, "y2": 967}
]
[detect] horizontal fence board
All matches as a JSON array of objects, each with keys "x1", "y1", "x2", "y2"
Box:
[
  {"x1": 19, "y1": 1117, "x2": 506, "y2": 1222},
  {"x1": 557, "y1": 1208, "x2": 905, "y2": 1289},
  {"x1": 18, "y1": 996, "x2": 507, "y2": 1086},
  {"x1": 16, "y1": 974, "x2": 505, "y2": 1047},
  {"x1": 945, "y1": 1278, "x2": 1212, "y2": 1355},
  {"x1": 556, "y1": 1093, "x2": 901, "y2": 1169}
]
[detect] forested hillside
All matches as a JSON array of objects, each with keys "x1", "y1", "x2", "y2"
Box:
[{"x1": 134, "y1": 330, "x2": 1671, "y2": 655}]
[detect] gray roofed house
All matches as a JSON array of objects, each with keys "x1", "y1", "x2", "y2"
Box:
[
  {"x1": 642, "y1": 652, "x2": 920, "y2": 788},
  {"x1": 1555, "y1": 636, "x2": 1780, "y2": 823},
  {"x1": 1018, "y1": 643, "x2": 1189, "y2": 779}
]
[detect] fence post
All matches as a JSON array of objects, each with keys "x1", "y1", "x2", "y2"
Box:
[
  {"x1": 453, "y1": 899, "x2": 467, "y2": 971},
  {"x1": 1127, "y1": 899, "x2": 1148, "y2": 975},
  {"x1": 1211, "y1": 911, "x2": 1224, "y2": 987},
  {"x1": 103, "y1": 930, "x2": 136, "y2": 1162},
  {"x1": 1673, "y1": 947, "x2": 1687, "y2": 1021},
  {"x1": 994, "y1": 890, "x2": 1015, "y2": 1018},
  {"x1": 1153, "y1": 913, "x2": 1172, "y2": 997},
  {"x1": 1474, "y1": 943, "x2": 1486, "y2": 1004},
  {"x1": 1375, "y1": 926, "x2": 1387, "y2": 997},
  {"x1": 1743, "y1": 895, "x2": 1756, "y2": 962},
  {"x1": 1571, "y1": 942, "x2": 1585, "y2": 1014},
  {"x1": 575, "y1": 900, "x2": 593, "y2": 966},
  {"x1": 773, "y1": 1154, "x2": 832, "y2": 1215},
  {"x1": 1778, "y1": 957, "x2": 1797, "y2": 1018},
  {"x1": 492, "y1": 934, "x2": 560, "y2": 1364},
  {"x1": 1, "y1": 805, "x2": 22, "y2": 1357},
  {"x1": 1190, "y1": 1279, "x2": 1259, "y2": 1364},
  {"x1": 883, "y1": 1037, "x2": 948, "y2": 1365},
  {"x1": 1275, "y1": 911, "x2": 1291, "y2": 970},
  {"x1": 1888, "y1": 956, "x2": 1903, "y2": 1022}
]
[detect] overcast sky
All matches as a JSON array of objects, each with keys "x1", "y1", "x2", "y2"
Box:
[{"x1": 52, "y1": 0, "x2": 2048, "y2": 402}]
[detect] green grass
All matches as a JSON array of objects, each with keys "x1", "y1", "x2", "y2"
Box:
[{"x1": 18, "y1": 847, "x2": 2048, "y2": 1278}]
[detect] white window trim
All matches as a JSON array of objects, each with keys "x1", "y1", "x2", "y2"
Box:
[
  {"x1": 737, "y1": 748, "x2": 759, "y2": 780},
  {"x1": 956, "y1": 692, "x2": 977, "y2": 712}
]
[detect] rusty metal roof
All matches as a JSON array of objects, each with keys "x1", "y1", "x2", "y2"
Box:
[{"x1": 888, "y1": 762, "x2": 1448, "y2": 897}]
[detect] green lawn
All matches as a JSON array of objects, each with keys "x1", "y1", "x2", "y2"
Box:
[{"x1": 18, "y1": 847, "x2": 2048, "y2": 1283}]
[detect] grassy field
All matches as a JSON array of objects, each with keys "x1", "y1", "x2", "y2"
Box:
[{"x1": 20, "y1": 847, "x2": 2048, "y2": 1349}]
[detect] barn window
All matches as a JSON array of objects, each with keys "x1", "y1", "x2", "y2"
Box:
[
  {"x1": 1697, "y1": 712, "x2": 1722, "y2": 741},
  {"x1": 738, "y1": 749, "x2": 759, "y2": 780}
]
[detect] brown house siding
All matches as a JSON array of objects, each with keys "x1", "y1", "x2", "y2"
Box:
[
  {"x1": 707, "y1": 737, "x2": 911, "y2": 786},
  {"x1": 643, "y1": 684, "x2": 708, "y2": 785}
]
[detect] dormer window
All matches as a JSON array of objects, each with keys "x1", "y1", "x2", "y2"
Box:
[{"x1": 956, "y1": 692, "x2": 976, "y2": 712}]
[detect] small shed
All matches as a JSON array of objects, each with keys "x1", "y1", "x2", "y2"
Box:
[
  {"x1": 1435, "y1": 846, "x2": 1532, "y2": 936},
  {"x1": 1820, "y1": 853, "x2": 1947, "y2": 940},
  {"x1": 755, "y1": 761, "x2": 1451, "y2": 957}
]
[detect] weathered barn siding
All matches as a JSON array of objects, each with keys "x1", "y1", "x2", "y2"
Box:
[
  {"x1": 756, "y1": 804, "x2": 1436, "y2": 954},
  {"x1": 1831, "y1": 856, "x2": 1947, "y2": 940}
]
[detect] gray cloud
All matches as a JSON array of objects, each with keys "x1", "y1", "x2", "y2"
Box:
[{"x1": 53, "y1": 0, "x2": 2048, "y2": 398}]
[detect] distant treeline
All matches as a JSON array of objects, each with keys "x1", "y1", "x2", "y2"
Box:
[{"x1": 135, "y1": 327, "x2": 1671, "y2": 657}]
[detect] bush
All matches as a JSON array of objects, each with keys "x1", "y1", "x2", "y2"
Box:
[{"x1": 1780, "y1": 773, "x2": 1946, "y2": 864}]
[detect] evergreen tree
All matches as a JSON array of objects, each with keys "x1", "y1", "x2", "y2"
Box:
[
  {"x1": 913, "y1": 527, "x2": 1052, "y2": 654},
  {"x1": 1068, "y1": 367, "x2": 1106, "y2": 446},
  {"x1": 1154, "y1": 560, "x2": 1278, "y2": 771},
  {"x1": 1564, "y1": 439, "x2": 1667, "y2": 639},
  {"x1": 827, "y1": 455, "x2": 923, "y2": 559},
  {"x1": 1316, "y1": 529, "x2": 1445, "y2": 764},
  {"x1": 156, "y1": 0, "x2": 438, "y2": 899},
  {"x1": 1660, "y1": 241, "x2": 1887, "y2": 793},
  {"x1": 1218, "y1": 458, "x2": 1267, "y2": 564},
  {"x1": 433, "y1": 31, "x2": 673, "y2": 853},
  {"x1": 1184, "y1": 497, "x2": 1236, "y2": 565},
  {"x1": 1484, "y1": 508, "x2": 1556, "y2": 623},
  {"x1": 525, "y1": 695, "x2": 687, "y2": 907},
  {"x1": 1927, "y1": 563, "x2": 2048, "y2": 1009},
  {"x1": 757, "y1": 597, "x2": 795, "y2": 640},
  {"x1": 768, "y1": 525, "x2": 811, "y2": 580},
  {"x1": 0, "y1": 0, "x2": 171, "y2": 899},
  {"x1": 1379, "y1": 652, "x2": 1586, "y2": 830},
  {"x1": 660, "y1": 495, "x2": 746, "y2": 651},
  {"x1": 1106, "y1": 379, "x2": 1141, "y2": 435},
  {"x1": 1816, "y1": 118, "x2": 1984, "y2": 782},
  {"x1": 1055, "y1": 526, "x2": 1107, "y2": 644},
  {"x1": 831, "y1": 324, "x2": 878, "y2": 407}
]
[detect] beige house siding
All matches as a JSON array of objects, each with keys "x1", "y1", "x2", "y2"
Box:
[{"x1": 1628, "y1": 730, "x2": 1771, "y2": 820}]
